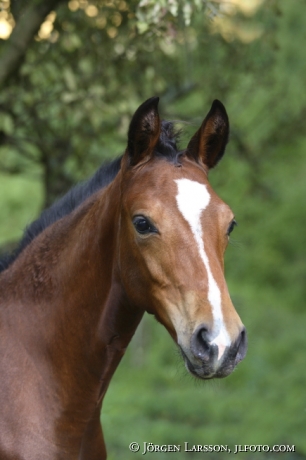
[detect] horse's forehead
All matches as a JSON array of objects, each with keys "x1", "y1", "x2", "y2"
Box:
[{"x1": 124, "y1": 159, "x2": 224, "y2": 213}]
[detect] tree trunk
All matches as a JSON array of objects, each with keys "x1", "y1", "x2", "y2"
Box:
[{"x1": 0, "y1": 0, "x2": 66, "y2": 87}]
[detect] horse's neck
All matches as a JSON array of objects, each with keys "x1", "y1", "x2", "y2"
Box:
[{"x1": 0, "y1": 179, "x2": 143, "y2": 430}]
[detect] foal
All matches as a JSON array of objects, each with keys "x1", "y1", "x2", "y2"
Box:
[{"x1": 0, "y1": 97, "x2": 247, "y2": 459}]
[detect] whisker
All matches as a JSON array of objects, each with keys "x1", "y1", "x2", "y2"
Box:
[{"x1": 229, "y1": 238, "x2": 243, "y2": 249}]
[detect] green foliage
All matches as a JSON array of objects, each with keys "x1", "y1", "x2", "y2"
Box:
[
  {"x1": 136, "y1": 0, "x2": 219, "y2": 32},
  {"x1": 1, "y1": 0, "x2": 306, "y2": 457},
  {"x1": 0, "y1": 173, "x2": 42, "y2": 244}
]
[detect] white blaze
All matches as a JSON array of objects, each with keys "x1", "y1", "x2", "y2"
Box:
[{"x1": 175, "y1": 178, "x2": 230, "y2": 360}]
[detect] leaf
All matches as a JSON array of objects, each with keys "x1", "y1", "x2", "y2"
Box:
[{"x1": 0, "y1": 113, "x2": 14, "y2": 135}]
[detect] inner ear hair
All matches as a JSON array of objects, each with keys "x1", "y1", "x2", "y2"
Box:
[
  {"x1": 127, "y1": 97, "x2": 161, "y2": 167},
  {"x1": 186, "y1": 100, "x2": 229, "y2": 170}
]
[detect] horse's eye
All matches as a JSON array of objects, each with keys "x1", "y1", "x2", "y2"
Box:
[
  {"x1": 133, "y1": 216, "x2": 157, "y2": 235},
  {"x1": 227, "y1": 219, "x2": 237, "y2": 236}
]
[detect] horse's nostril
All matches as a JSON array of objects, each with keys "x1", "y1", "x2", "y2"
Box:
[
  {"x1": 199, "y1": 326, "x2": 209, "y2": 342},
  {"x1": 236, "y1": 327, "x2": 247, "y2": 362},
  {"x1": 240, "y1": 328, "x2": 246, "y2": 344},
  {"x1": 191, "y1": 325, "x2": 211, "y2": 361}
]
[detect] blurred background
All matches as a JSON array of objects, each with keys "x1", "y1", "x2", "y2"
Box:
[{"x1": 0, "y1": 0, "x2": 305, "y2": 458}]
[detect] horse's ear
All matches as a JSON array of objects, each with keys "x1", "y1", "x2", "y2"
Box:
[
  {"x1": 186, "y1": 100, "x2": 229, "y2": 169},
  {"x1": 126, "y1": 97, "x2": 161, "y2": 167}
]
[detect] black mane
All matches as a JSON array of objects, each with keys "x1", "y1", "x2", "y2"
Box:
[{"x1": 0, "y1": 120, "x2": 180, "y2": 273}]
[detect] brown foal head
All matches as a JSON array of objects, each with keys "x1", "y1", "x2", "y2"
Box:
[{"x1": 117, "y1": 97, "x2": 247, "y2": 379}]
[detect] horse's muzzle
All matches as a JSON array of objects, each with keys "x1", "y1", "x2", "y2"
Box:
[{"x1": 180, "y1": 326, "x2": 247, "y2": 379}]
